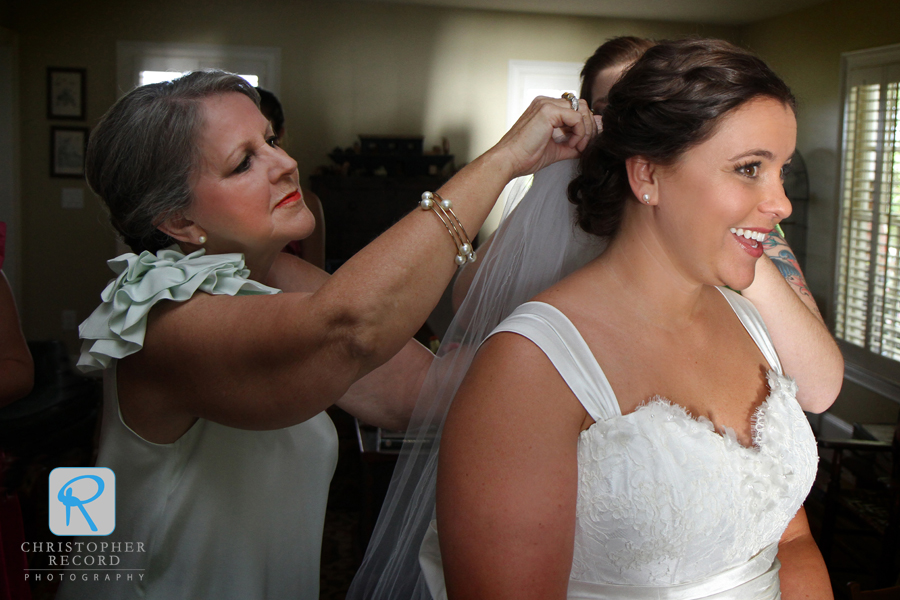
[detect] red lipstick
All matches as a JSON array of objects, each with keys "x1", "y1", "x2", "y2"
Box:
[{"x1": 276, "y1": 190, "x2": 302, "y2": 208}]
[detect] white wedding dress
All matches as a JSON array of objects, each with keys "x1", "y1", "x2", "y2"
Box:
[{"x1": 419, "y1": 292, "x2": 818, "y2": 599}]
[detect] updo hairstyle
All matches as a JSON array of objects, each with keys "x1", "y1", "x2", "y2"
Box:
[
  {"x1": 568, "y1": 38, "x2": 796, "y2": 239},
  {"x1": 257, "y1": 87, "x2": 285, "y2": 141},
  {"x1": 578, "y1": 36, "x2": 656, "y2": 107},
  {"x1": 85, "y1": 70, "x2": 261, "y2": 253}
]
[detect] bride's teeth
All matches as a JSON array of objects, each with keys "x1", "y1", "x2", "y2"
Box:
[{"x1": 731, "y1": 228, "x2": 768, "y2": 243}]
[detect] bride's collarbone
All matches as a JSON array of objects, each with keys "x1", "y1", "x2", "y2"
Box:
[
  {"x1": 589, "y1": 318, "x2": 770, "y2": 443},
  {"x1": 539, "y1": 284, "x2": 770, "y2": 442}
]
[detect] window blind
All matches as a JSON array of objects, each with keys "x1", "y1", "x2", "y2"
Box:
[{"x1": 835, "y1": 51, "x2": 900, "y2": 374}]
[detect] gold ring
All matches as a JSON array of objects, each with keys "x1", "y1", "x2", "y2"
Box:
[{"x1": 562, "y1": 92, "x2": 579, "y2": 111}]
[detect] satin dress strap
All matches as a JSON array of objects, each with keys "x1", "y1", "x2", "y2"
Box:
[
  {"x1": 489, "y1": 301, "x2": 622, "y2": 422},
  {"x1": 715, "y1": 287, "x2": 782, "y2": 376}
]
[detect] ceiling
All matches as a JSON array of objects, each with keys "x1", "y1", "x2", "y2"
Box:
[{"x1": 350, "y1": 0, "x2": 829, "y2": 26}]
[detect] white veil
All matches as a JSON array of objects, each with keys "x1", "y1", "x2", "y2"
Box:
[{"x1": 346, "y1": 158, "x2": 606, "y2": 600}]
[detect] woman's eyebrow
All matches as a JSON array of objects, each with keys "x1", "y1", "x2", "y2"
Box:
[{"x1": 727, "y1": 149, "x2": 774, "y2": 161}]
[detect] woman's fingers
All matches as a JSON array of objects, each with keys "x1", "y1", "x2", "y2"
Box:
[
  {"x1": 550, "y1": 97, "x2": 598, "y2": 150},
  {"x1": 491, "y1": 95, "x2": 599, "y2": 178}
]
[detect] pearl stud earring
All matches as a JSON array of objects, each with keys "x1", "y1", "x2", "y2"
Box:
[
  {"x1": 641, "y1": 194, "x2": 651, "y2": 204},
  {"x1": 198, "y1": 235, "x2": 207, "y2": 244}
]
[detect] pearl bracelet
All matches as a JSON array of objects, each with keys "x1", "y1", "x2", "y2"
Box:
[{"x1": 420, "y1": 191, "x2": 476, "y2": 266}]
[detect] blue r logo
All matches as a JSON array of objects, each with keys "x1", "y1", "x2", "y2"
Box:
[{"x1": 58, "y1": 475, "x2": 105, "y2": 532}]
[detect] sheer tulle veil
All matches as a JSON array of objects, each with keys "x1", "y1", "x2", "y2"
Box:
[{"x1": 347, "y1": 158, "x2": 607, "y2": 599}]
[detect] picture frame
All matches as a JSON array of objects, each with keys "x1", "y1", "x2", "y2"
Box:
[
  {"x1": 47, "y1": 67, "x2": 86, "y2": 120},
  {"x1": 50, "y1": 126, "x2": 89, "y2": 178}
]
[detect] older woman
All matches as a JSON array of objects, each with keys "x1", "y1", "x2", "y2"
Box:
[{"x1": 55, "y1": 70, "x2": 597, "y2": 600}]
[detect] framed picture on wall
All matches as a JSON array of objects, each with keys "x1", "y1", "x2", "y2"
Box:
[
  {"x1": 50, "y1": 126, "x2": 89, "y2": 178},
  {"x1": 47, "y1": 67, "x2": 86, "y2": 120}
]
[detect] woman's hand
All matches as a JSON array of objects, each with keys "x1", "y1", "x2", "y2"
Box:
[{"x1": 489, "y1": 96, "x2": 600, "y2": 181}]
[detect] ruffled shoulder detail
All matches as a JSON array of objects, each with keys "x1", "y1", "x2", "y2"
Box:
[{"x1": 77, "y1": 247, "x2": 280, "y2": 373}]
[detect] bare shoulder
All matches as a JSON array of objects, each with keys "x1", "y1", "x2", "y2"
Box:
[
  {"x1": 451, "y1": 330, "x2": 587, "y2": 438},
  {"x1": 533, "y1": 260, "x2": 615, "y2": 320}
]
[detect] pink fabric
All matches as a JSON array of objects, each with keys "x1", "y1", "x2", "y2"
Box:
[{"x1": 0, "y1": 493, "x2": 31, "y2": 600}]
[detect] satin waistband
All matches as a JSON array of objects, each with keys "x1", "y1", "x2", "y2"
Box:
[
  {"x1": 422, "y1": 520, "x2": 780, "y2": 600},
  {"x1": 566, "y1": 544, "x2": 781, "y2": 600}
]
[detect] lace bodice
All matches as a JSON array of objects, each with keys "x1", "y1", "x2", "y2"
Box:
[
  {"x1": 571, "y1": 373, "x2": 815, "y2": 585},
  {"x1": 494, "y1": 292, "x2": 818, "y2": 589}
]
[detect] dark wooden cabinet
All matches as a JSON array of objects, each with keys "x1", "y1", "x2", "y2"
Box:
[{"x1": 311, "y1": 174, "x2": 449, "y2": 267}]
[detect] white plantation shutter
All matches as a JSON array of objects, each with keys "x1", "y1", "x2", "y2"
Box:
[{"x1": 835, "y1": 45, "x2": 900, "y2": 389}]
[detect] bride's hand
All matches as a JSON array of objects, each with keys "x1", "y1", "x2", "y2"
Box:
[{"x1": 489, "y1": 96, "x2": 600, "y2": 179}]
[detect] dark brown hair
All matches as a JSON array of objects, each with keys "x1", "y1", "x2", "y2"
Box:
[
  {"x1": 86, "y1": 70, "x2": 260, "y2": 253},
  {"x1": 579, "y1": 36, "x2": 656, "y2": 106},
  {"x1": 257, "y1": 87, "x2": 285, "y2": 140},
  {"x1": 568, "y1": 38, "x2": 796, "y2": 239}
]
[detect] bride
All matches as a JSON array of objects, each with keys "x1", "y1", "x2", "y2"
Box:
[{"x1": 349, "y1": 38, "x2": 835, "y2": 599}]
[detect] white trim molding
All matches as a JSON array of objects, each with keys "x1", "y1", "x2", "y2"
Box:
[
  {"x1": 506, "y1": 59, "x2": 582, "y2": 130},
  {"x1": 843, "y1": 361, "x2": 900, "y2": 405}
]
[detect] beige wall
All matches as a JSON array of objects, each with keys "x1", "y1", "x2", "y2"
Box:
[
  {"x1": 742, "y1": 0, "x2": 900, "y2": 423},
  {"x1": 8, "y1": 0, "x2": 732, "y2": 354}
]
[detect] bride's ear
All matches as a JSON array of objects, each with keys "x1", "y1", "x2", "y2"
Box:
[
  {"x1": 157, "y1": 213, "x2": 207, "y2": 246},
  {"x1": 625, "y1": 156, "x2": 659, "y2": 206}
]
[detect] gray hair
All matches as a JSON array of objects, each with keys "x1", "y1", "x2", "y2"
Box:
[{"x1": 85, "y1": 70, "x2": 261, "y2": 253}]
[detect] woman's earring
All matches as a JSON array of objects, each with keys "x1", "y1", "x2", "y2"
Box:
[
  {"x1": 198, "y1": 235, "x2": 207, "y2": 245},
  {"x1": 641, "y1": 194, "x2": 651, "y2": 204}
]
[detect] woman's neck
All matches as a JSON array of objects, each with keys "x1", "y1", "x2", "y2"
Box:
[
  {"x1": 176, "y1": 242, "x2": 279, "y2": 284},
  {"x1": 591, "y1": 204, "x2": 709, "y2": 331}
]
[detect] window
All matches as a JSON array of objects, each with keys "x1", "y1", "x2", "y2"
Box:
[
  {"x1": 116, "y1": 41, "x2": 280, "y2": 97},
  {"x1": 138, "y1": 71, "x2": 258, "y2": 87},
  {"x1": 834, "y1": 44, "x2": 900, "y2": 392},
  {"x1": 506, "y1": 60, "x2": 582, "y2": 130},
  {"x1": 479, "y1": 60, "x2": 581, "y2": 236}
]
